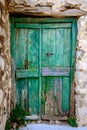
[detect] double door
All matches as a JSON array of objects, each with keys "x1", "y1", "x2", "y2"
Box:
[{"x1": 11, "y1": 18, "x2": 77, "y2": 118}]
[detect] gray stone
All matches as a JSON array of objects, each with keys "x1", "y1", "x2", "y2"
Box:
[
  {"x1": 0, "y1": 89, "x2": 3, "y2": 106},
  {"x1": 37, "y1": 120, "x2": 42, "y2": 124},
  {"x1": 25, "y1": 115, "x2": 39, "y2": 120},
  {"x1": 49, "y1": 120, "x2": 55, "y2": 124},
  {"x1": 55, "y1": 120, "x2": 61, "y2": 124},
  {"x1": 0, "y1": 56, "x2": 5, "y2": 70}
]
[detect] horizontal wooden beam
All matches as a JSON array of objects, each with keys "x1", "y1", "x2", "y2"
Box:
[
  {"x1": 15, "y1": 23, "x2": 71, "y2": 28},
  {"x1": 42, "y1": 68, "x2": 71, "y2": 76},
  {"x1": 16, "y1": 68, "x2": 71, "y2": 78},
  {"x1": 42, "y1": 23, "x2": 71, "y2": 28},
  {"x1": 16, "y1": 69, "x2": 39, "y2": 78},
  {"x1": 42, "y1": 115, "x2": 68, "y2": 121},
  {"x1": 15, "y1": 23, "x2": 40, "y2": 28}
]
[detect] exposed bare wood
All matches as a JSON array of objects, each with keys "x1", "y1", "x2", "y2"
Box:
[
  {"x1": 70, "y1": 81, "x2": 75, "y2": 117},
  {"x1": 42, "y1": 115, "x2": 68, "y2": 121},
  {"x1": 42, "y1": 68, "x2": 70, "y2": 76}
]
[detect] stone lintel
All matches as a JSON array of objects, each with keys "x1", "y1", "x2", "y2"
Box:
[{"x1": 8, "y1": 5, "x2": 86, "y2": 17}]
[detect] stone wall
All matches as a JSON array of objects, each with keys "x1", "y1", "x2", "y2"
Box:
[
  {"x1": 0, "y1": 0, "x2": 11, "y2": 129},
  {"x1": 0, "y1": 0, "x2": 87, "y2": 128},
  {"x1": 8, "y1": 0, "x2": 87, "y2": 17},
  {"x1": 75, "y1": 16, "x2": 87, "y2": 126},
  {"x1": 7, "y1": 0, "x2": 87, "y2": 126}
]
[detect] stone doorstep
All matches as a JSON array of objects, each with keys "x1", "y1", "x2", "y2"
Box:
[
  {"x1": 25, "y1": 115, "x2": 39, "y2": 121},
  {"x1": 24, "y1": 115, "x2": 68, "y2": 126}
]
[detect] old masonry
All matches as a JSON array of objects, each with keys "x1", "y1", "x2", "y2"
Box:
[{"x1": 1, "y1": 0, "x2": 87, "y2": 129}]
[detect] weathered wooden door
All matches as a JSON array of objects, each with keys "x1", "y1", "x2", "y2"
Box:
[{"x1": 11, "y1": 18, "x2": 77, "y2": 118}]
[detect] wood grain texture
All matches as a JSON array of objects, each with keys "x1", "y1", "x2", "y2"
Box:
[
  {"x1": 42, "y1": 68, "x2": 70, "y2": 76},
  {"x1": 70, "y1": 19, "x2": 77, "y2": 116},
  {"x1": 11, "y1": 18, "x2": 77, "y2": 118},
  {"x1": 41, "y1": 23, "x2": 72, "y2": 116},
  {"x1": 27, "y1": 27, "x2": 40, "y2": 114},
  {"x1": 16, "y1": 69, "x2": 39, "y2": 78},
  {"x1": 28, "y1": 78, "x2": 39, "y2": 114}
]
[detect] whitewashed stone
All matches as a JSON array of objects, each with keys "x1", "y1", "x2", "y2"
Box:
[
  {"x1": 49, "y1": 120, "x2": 55, "y2": 124},
  {"x1": 37, "y1": 120, "x2": 42, "y2": 123},
  {"x1": 25, "y1": 115, "x2": 39, "y2": 120},
  {"x1": 55, "y1": 120, "x2": 60, "y2": 124},
  {"x1": 0, "y1": 56, "x2": 5, "y2": 70},
  {"x1": 1, "y1": 0, "x2": 87, "y2": 128},
  {"x1": 0, "y1": 89, "x2": 3, "y2": 106},
  {"x1": 75, "y1": 15, "x2": 87, "y2": 126}
]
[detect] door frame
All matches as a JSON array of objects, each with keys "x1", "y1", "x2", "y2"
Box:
[{"x1": 10, "y1": 17, "x2": 77, "y2": 118}]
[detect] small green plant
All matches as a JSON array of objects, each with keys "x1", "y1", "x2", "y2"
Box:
[
  {"x1": 5, "y1": 119, "x2": 11, "y2": 130},
  {"x1": 67, "y1": 117, "x2": 78, "y2": 127},
  {"x1": 5, "y1": 104, "x2": 29, "y2": 130}
]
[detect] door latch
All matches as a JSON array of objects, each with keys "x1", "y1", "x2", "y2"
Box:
[{"x1": 46, "y1": 52, "x2": 54, "y2": 57}]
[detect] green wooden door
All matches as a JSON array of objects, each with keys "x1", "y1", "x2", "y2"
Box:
[{"x1": 11, "y1": 18, "x2": 77, "y2": 118}]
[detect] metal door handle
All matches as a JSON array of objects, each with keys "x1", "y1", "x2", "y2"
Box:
[{"x1": 46, "y1": 53, "x2": 54, "y2": 57}]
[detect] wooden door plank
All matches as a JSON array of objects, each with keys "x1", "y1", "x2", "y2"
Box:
[
  {"x1": 15, "y1": 23, "x2": 40, "y2": 28},
  {"x1": 41, "y1": 77, "x2": 46, "y2": 115},
  {"x1": 41, "y1": 29, "x2": 49, "y2": 67},
  {"x1": 15, "y1": 28, "x2": 28, "y2": 110},
  {"x1": 62, "y1": 77, "x2": 70, "y2": 112},
  {"x1": 63, "y1": 28, "x2": 71, "y2": 67},
  {"x1": 16, "y1": 69, "x2": 39, "y2": 78},
  {"x1": 28, "y1": 78, "x2": 39, "y2": 114},
  {"x1": 42, "y1": 68, "x2": 70, "y2": 76},
  {"x1": 54, "y1": 78, "x2": 62, "y2": 115},
  {"x1": 39, "y1": 24, "x2": 42, "y2": 118},
  {"x1": 70, "y1": 20, "x2": 77, "y2": 116},
  {"x1": 55, "y1": 28, "x2": 64, "y2": 68},
  {"x1": 47, "y1": 29, "x2": 55, "y2": 68},
  {"x1": 16, "y1": 28, "x2": 27, "y2": 69},
  {"x1": 42, "y1": 77, "x2": 63, "y2": 116},
  {"x1": 13, "y1": 17, "x2": 76, "y2": 23},
  {"x1": 45, "y1": 77, "x2": 54, "y2": 116},
  {"x1": 41, "y1": 23, "x2": 71, "y2": 28},
  {"x1": 16, "y1": 79, "x2": 27, "y2": 110},
  {"x1": 61, "y1": 28, "x2": 71, "y2": 114},
  {"x1": 27, "y1": 28, "x2": 40, "y2": 115},
  {"x1": 27, "y1": 29, "x2": 39, "y2": 69}
]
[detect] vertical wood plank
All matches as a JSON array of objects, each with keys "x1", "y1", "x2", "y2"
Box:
[
  {"x1": 62, "y1": 77, "x2": 70, "y2": 111},
  {"x1": 16, "y1": 79, "x2": 27, "y2": 110},
  {"x1": 54, "y1": 78, "x2": 62, "y2": 115},
  {"x1": 47, "y1": 29, "x2": 55, "y2": 68},
  {"x1": 42, "y1": 29, "x2": 49, "y2": 67},
  {"x1": 27, "y1": 29, "x2": 39, "y2": 69},
  {"x1": 27, "y1": 27, "x2": 40, "y2": 115},
  {"x1": 70, "y1": 20, "x2": 77, "y2": 116},
  {"x1": 16, "y1": 29, "x2": 27, "y2": 69},
  {"x1": 15, "y1": 28, "x2": 28, "y2": 109},
  {"x1": 55, "y1": 29, "x2": 64, "y2": 68},
  {"x1": 28, "y1": 78, "x2": 39, "y2": 114},
  {"x1": 62, "y1": 28, "x2": 71, "y2": 113},
  {"x1": 39, "y1": 24, "x2": 42, "y2": 118},
  {"x1": 63, "y1": 29, "x2": 71, "y2": 67}
]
